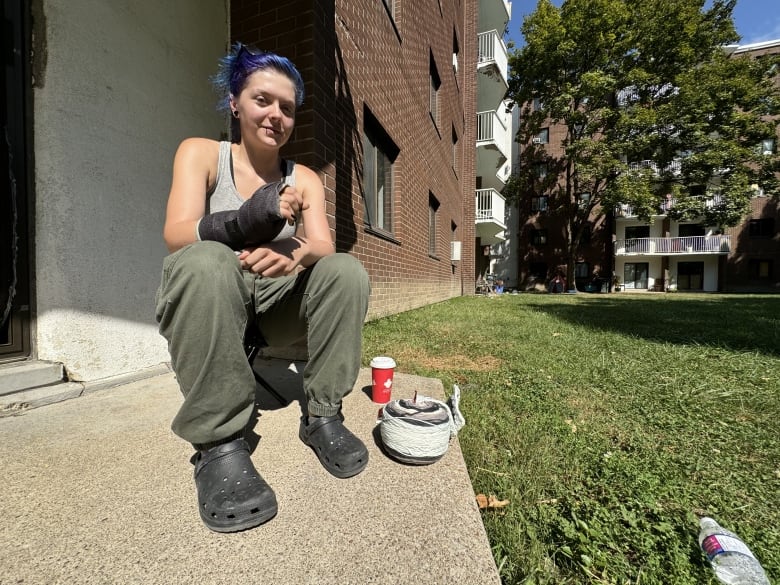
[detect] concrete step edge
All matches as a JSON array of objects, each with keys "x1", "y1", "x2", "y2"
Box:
[
  {"x1": 0, "y1": 360, "x2": 65, "y2": 396},
  {"x1": 0, "y1": 363, "x2": 172, "y2": 416}
]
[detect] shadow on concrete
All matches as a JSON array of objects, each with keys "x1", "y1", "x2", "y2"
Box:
[{"x1": 246, "y1": 358, "x2": 308, "y2": 453}]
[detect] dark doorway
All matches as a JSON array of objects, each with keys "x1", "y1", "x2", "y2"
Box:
[
  {"x1": 679, "y1": 223, "x2": 705, "y2": 237},
  {"x1": 678, "y1": 262, "x2": 704, "y2": 291},
  {"x1": 1, "y1": 0, "x2": 32, "y2": 359}
]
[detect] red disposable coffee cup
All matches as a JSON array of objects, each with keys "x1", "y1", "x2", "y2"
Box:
[{"x1": 370, "y1": 356, "x2": 396, "y2": 403}]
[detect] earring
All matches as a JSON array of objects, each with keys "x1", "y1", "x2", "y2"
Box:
[{"x1": 232, "y1": 110, "x2": 239, "y2": 119}]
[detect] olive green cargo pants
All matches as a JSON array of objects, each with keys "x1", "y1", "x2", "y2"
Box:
[{"x1": 155, "y1": 241, "x2": 370, "y2": 447}]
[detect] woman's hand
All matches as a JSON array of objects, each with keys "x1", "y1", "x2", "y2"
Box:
[
  {"x1": 278, "y1": 185, "x2": 309, "y2": 226},
  {"x1": 238, "y1": 238, "x2": 306, "y2": 277}
]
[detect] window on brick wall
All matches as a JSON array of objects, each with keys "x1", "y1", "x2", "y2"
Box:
[
  {"x1": 430, "y1": 53, "x2": 441, "y2": 128},
  {"x1": 534, "y1": 128, "x2": 549, "y2": 144},
  {"x1": 749, "y1": 218, "x2": 774, "y2": 238},
  {"x1": 451, "y1": 125, "x2": 458, "y2": 174},
  {"x1": 580, "y1": 224, "x2": 592, "y2": 245},
  {"x1": 452, "y1": 30, "x2": 460, "y2": 80},
  {"x1": 749, "y1": 259, "x2": 773, "y2": 280},
  {"x1": 428, "y1": 193, "x2": 440, "y2": 256},
  {"x1": 531, "y1": 196, "x2": 548, "y2": 212},
  {"x1": 451, "y1": 221, "x2": 458, "y2": 262},
  {"x1": 380, "y1": 0, "x2": 400, "y2": 40},
  {"x1": 381, "y1": 0, "x2": 395, "y2": 21},
  {"x1": 363, "y1": 107, "x2": 398, "y2": 234},
  {"x1": 531, "y1": 229, "x2": 548, "y2": 247}
]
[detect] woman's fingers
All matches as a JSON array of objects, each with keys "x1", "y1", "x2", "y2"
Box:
[
  {"x1": 240, "y1": 246, "x2": 291, "y2": 277},
  {"x1": 278, "y1": 186, "x2": 308, "y2": 224}
]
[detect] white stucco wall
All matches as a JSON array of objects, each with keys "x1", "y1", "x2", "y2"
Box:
[{"x1": 33, "y1": 0, "x2": 227, "y2": 380}]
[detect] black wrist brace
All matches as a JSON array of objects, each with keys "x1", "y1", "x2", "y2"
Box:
[{"x1": 198, "y1": 181, "x2": 287, "y2": 249}]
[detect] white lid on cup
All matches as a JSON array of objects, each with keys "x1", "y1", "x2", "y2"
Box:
[{"x1": 370, "y1": 356, "x2": 396, "y2": 369}]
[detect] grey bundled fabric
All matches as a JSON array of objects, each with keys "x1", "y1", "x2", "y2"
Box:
[
  {"x1": 198, "y1": 181, "x2": 287, "y2": 250},
  {"x1": 379, "y1": 397, "x2": 454, "y2": 465},
  {"x1": 383, "y1": 398, "x2": 451, "y2": 426}
]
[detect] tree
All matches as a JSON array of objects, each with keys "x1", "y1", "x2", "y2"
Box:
[{"x1": 504, "y1": 0, "x2": 780, "y2": 288}]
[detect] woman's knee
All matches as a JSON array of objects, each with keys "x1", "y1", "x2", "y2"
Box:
[
  {"x1": 164, "y1": 241, "x2": 243, "y2": 297},
  {"x1": 315, "y1": 253, "x2": 369, "y2": 290},
  {"x1": 175, "y1": 241, "x2": 239, "y2": 274}
]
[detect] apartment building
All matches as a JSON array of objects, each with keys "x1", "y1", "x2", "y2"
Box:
[
  {"x1": 615, "y1": 40, "x2": 779, "y2": 293},
  {"x1": 1, "y1": 0, "x2": 480, "y2": 393},
  {"x1": 514, "y1": 39, "x2": 779, "y2": 293},
  {"x1": 720, "y1": 40, "x2": 780, "y2": 292},
  {"x1": 515, "y1": 113, "x2": 612, "y2": 292}
]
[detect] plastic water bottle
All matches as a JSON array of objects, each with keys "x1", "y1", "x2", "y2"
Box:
[{"x1": 698, "y1": 517, "x2": 770, "y2": 585}]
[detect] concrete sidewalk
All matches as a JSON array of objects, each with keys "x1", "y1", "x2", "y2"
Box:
[{"x1": 0, "y1": 361, "x2": 500, "y2": 585}]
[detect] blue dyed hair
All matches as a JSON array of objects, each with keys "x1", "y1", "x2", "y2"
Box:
[{"x1": 212, "y1": 43, "x2": 305, "y2": 111}]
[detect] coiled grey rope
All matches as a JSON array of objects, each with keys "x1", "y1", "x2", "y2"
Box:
[{"x1": 379, "y1": 385, "x2": 466, "y2": 465}]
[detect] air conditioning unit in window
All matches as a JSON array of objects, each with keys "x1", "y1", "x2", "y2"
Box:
[
  {"x1": 451, "y1": 241, "x2": 462, "y2": 261},
  {"x1": 532, "y1": 137, "x2": 542, "y2": 144}
]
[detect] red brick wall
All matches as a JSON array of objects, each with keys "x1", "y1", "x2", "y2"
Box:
[
  {"x1": 515, "y1": 113, "x2": 612, "y2": 289},
  {"x1": 233, "y1": 0, "x2": 477, "y2": 319},
  {"x1": 723, "y1": 197, "x2": 780, "y2": 291}
]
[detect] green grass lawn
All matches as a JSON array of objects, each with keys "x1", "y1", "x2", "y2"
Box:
[{"x1": 362, "y1": 293, "x2": 780, "y2": 585}]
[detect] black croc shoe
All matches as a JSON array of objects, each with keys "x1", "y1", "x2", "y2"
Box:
[
  {"x1": 194, "y1": 438, "x2": 278, "y2": 532},
  {"x1": 299, "y1": 414, "x2": 369, "y2": 478}
]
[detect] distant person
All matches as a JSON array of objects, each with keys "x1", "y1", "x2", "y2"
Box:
[
  {"x1": 155, "y1": 43, "x2": 370, "y2": 533},
  {"x1": 549, "y1": 274, "x2": 565, "y2": 293}
]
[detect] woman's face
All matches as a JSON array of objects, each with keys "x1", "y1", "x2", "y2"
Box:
[{"x1": 232, "y1": 68, "x2": 297, "y2": 149}]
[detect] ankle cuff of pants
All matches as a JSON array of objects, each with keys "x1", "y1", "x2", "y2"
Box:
[
  {"x1": 192, "y1": 431, "x2": 245, "y2": 452},
  {"x1": 307, "y1": 401, "x2": 341, "y2": 417}
]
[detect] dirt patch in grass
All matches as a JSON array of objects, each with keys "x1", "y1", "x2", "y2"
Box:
[{"x1": 393, "y1": 347, "x2": 504, "y2": 372}]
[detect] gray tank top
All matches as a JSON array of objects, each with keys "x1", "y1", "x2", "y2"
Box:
[{"x1": 205, "y1": 141, "x2": 298, "y2": 241}]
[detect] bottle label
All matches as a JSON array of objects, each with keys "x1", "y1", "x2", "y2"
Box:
[{"x1": 702, "y1": 534, "x2": 756, "y2": 561}]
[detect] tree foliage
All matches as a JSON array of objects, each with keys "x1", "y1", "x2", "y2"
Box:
[{"x1": 505, "y1": 0, "x2": 780, "y2": 280}]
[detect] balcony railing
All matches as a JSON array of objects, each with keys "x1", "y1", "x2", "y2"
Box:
[
  {"x1": 477, "y1": 109, "x2": 510, "y2": 155},
  {"x1": 628, "y1": 159, "x2": 682, "y2": 175},
  {"x1": 614, "y1": 235, "x2": 731, "y2": 255},
  {"x1": 477, "y1": 30, "x2": 509, "y2": 86},
  {"x1": 616, "y1": 194, "x2": 724, "y2": 218},
  {"x1": 476, "y1": 188, "x2": 506, "y2": 224}
]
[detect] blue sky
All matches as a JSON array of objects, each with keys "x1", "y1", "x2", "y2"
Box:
[
  {"x1": 507, "y1": 0, "x2": 780, "y2": 46},
  {"x1": 729, "y1": 0, "x2": 780, "y2": 44}
]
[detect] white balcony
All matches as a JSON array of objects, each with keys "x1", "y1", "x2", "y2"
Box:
[
  {"x1": 614, "y1": 235, "x2": 731, "y2": 256},
  {"x1": 475, "y1": 188, "x2": 507, "y2": 244},
  {"x1": 476, "y1": 110, "x2": 511, "y2": 192},
  {"x1": 476, "y1": 109, "x2": 510, "y2": 159},
  {"x1": 479, "y1": 0, "x2": 511, "y2": 34},
  {"x1": 627, "y1": 159, "x2": 682, "y2": 176},
  {"x1": 477, "y1": 30, "x2": 509, "y2": 88},
  {"x1": 615, "y1": 194, "x2": 724, "y2": 219}
]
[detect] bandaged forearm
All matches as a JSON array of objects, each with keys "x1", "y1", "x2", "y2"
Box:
[{"x1": 197, "y1": 181, "x2": 287, "y2": 250}]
